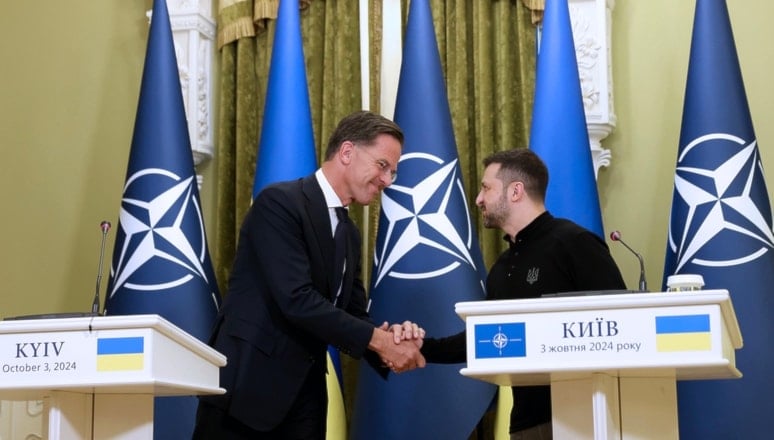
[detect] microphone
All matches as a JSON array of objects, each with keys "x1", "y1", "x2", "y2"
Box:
[
  {"x1": 610, "y1": 230, "x2": 648, "y2": 292},
  {"x1": 3, "y1": 220, "x2": 113, "y2": 320},
  {"x1": 92, "y1": 220, "x2": 112, "y2": 315}
]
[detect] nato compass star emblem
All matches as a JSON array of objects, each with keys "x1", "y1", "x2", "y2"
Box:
[
  {"x1": 109, "y1": 168, "x2": 212, "y2": 297},
  {"x1": 372, "y1": 152, "x2": 478, "y2": 286},
  {"x1": 668, "y1": 133, "x2": 774, "y2": 272},
  {"x1": 475, "y1": 323, "x2": 526, "y2": 358},
  {"x1": 491, "y1": 331, "x2": 510, "y2": 351}
]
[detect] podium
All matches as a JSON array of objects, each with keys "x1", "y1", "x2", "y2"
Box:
[
  {"x1": 0, "y1": 314, "x2": 226, "y2": 439},
  {"x1": 456, "y1": 290, "x2": 742, "y2": 440}
]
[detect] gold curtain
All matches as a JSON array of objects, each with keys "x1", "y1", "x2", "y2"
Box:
[
  {"x1": 521, "y1": 0, "x2": 545, "y2": 24},
  {"x1": 212, "y1": 0, "x2": 536, "y2": 435},
  {"x1": 212, "y1": 0, "x2": 258, "y2": 293}
]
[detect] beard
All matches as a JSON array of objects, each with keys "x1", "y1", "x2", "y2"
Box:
[{"x1": 481, "y1": 194, "x2": 508, "y2": 229}]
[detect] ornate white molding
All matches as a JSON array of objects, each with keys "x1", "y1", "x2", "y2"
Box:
[
  {"x1": 149, "y1": 0, "x2": 216, "y2": 188},
  {"x1": 569, "y1": 0, "x2": 616, "y2": 178}
]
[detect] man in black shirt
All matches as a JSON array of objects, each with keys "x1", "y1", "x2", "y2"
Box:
[{"x1": 420, "y1": 149, "x2": 626, "y2": 439}]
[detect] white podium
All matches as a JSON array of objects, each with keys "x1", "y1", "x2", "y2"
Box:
[
  {"x1": 0, "y1": 314, "x2": 226, "y2": 439},
  {"x1": 456, "y1": 290, "x2": 742, "y2": 440}
]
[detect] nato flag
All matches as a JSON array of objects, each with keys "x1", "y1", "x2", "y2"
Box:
[
  {"x1": 663, "y1": 1, "x2": 774, "y2": 438},
  {"x1": 350, "y1": 0, "x2": 496, "y2": 438},
  {"x1": 529, "y1": 0, "x2": 604, "y2": 238},
  {"x1": 251, "y1": 0, "x2": 317, "y2": 198},
  {"x1": 104, "y1": 1, "x2": 220, "y2": 438}
]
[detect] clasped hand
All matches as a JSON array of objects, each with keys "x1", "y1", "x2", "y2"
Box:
[{"x1": 374, "y1": 320, "x2": 426, "y2": 374}]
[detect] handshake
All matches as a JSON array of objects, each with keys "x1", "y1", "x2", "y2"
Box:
[{"x1": 368, "y1": 321, "x2": 427, "y2": 374}]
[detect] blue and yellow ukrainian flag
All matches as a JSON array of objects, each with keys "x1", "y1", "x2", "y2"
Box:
[
  {"x1": 655, "y1": 314, "x2": 711, "y2": 352},
  {"x1": 96, "y1": 336, "x2": 145, "y2": 371}
]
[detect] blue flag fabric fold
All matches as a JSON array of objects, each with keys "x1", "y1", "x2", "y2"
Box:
[
  {"x1": 251, "y1": 0, "x2": 317, "y2": 198},
  {"x1": 104, "y1": 1, "x2": 220, "y2": 438},
  {"x1": 663, "y1": 1, "x2": 774, "y2": 438},
  {"x1": 529, "y1": 0, "x2": 604, "y2": 238},
  {"x1": 350, "y1": 0, "x2": 496, "y2": 438}
]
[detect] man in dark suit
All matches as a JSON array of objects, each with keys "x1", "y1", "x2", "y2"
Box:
[{"x1": 193, "y1": 111, "x2": 426, "y2": 439}]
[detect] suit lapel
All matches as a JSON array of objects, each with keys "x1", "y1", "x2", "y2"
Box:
[{"x1": 301, "y1": 175, "x2": 339, "y2": 301}]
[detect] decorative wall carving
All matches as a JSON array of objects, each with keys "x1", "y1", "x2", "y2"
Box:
[
  {"x1": 569, "y1": 0, "x2": 616, "y2": 177},
  {"x1": 155, "y1": 0, "x2": 216, "y2": 187}
]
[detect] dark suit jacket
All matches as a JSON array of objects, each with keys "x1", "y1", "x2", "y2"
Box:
[{"x1": 200, "y1": 174, "x2": 380, "y2": 431}]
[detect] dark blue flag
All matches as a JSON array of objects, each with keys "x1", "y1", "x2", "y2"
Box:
[
  {"x1": 350, "y1": 0, "x2": 496, "y2": 438},
  {"x1": 251, "y1": 0, "x2": 317, "y2": 198},
  {"x1": 663, "y1": 0, "x2": 774, "y2": 438},
  {"x1": 104, "y1": 1, "x2": 220, "y2": 438},
  {"x1": 529, "y1": 0, "x2": 604, "y2": 238}
]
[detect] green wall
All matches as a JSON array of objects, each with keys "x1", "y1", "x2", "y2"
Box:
[
  {"x1": 0, "y1": 0, "x2": 217, "y2": 318},
  {"x1": 604, "y1": 0, "x2": 774, "y2": 291},
  {"x1": 1, "y1": 0, "x2": 772, "y2": 318}
]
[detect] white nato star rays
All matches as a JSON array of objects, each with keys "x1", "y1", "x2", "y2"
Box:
[
  {"x1": 110, "y1": 168, "x2": 211, "y2": 296},
  {"x1": 668, "y1": 133, "x2": 774, "y2": 272},
  {"x1": 373, "y1": 153, "x2": 478, "y2": 286}
]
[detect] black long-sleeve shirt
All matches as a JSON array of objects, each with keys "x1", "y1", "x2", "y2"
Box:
[{"x1": 422, "y1": 211, "x2": 627, "y2": 432}]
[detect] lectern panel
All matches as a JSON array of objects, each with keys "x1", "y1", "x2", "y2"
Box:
[
  {"x1": 458, "y1": 290, "x2": 742, "y2": 386},
  {"x1": 455, "y1": 290, "x2": 742, "y2": 440},
  {"x1": 0, "y1": 315, "x2": 225, "y2": 399},
  {"x1": 0, "y1": 314, "x2": 226, "y2": 440}
]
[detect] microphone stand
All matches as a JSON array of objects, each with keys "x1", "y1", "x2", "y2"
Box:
[
  {"x1": 3, "y1": 221, "x2": 112, "y2": 321},
  {"x1": 92, "y1": 221, "x2": 111, "y2": 315},
  {"x1": 610, "y1": 230, "x2": 648, "y2": 292}
]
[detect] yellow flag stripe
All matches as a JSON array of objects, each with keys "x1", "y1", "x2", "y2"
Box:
[
  {"x1": 494, "y1": 385, "x2": 512, "y2": 440},
  {"x1": 326, "y1": 353, "x2": 347, "y2": 440},
  {"x1": 96, "y1": 353, "x2": 144, "y2": 371},
  {"x1": 656, "y1": 332, "x2": 711, "y2": 352}
]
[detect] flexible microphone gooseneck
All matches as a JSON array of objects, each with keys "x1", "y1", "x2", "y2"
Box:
[
  {"x1": 91, "y1": 220, "x2": 112, "y2": 315},
  {"x1": 3, "y1": 220, "x2": 113, "y2": 321},
  {"x1": 610, "y1": 230, "x2": 648, "y2": 292}
]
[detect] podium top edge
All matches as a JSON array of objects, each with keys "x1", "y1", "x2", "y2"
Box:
[
  {"x1": 0, "y1": 313, "x2": 168, "y2": 332},
  {"x1": 0, "y1": 314, "x2": 226, "y2": 366},
  {"x1": 455, "y1": 290, "x2": 740, "y2": 346},
  {"x1": 455, "y1": 289, "x2": 731, "y2": 315}
]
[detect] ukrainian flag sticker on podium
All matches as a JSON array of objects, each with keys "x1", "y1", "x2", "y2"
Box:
[
  {"x1": 655, "y1": 314, "x2": 711, "y2": 352},
  {"x1": 96, "y1": 336, "x2": 145, "y2": 371}
]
